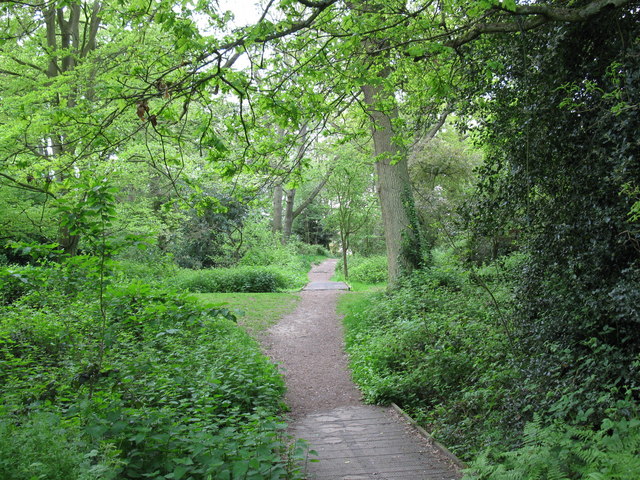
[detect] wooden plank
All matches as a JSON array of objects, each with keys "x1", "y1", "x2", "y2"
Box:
[{"x1": 292, "y1": 406, "x2": 462, "y2": 480}]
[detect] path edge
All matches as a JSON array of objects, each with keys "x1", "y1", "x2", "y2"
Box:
[{"x1": 390, "y1": 402, "x2": 467, "y2": 470}]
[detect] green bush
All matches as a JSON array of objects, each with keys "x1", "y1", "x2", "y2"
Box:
[
  {"x1": 0, "y1": 265, "x2": 42, "y2": 304},
  {"x1": 340, "y1": 247, "x2": 640, "y2": 465},
  {"x1": 173, "y1": 265, "x2": 305, "y2": 293},
  {"x1": 349, "y1": 256, "x2": 388, "y2": 284},
  {"x1": 0, "y1": 261, "x2": 307, "y2": 479},
  {"x1": 340, "y1": 251, "x2": 527, "y2": 458},
  {"x1": 293, "y1": 242, "x2": 330, "y2": 257},
  {"x1": 0, "y1": 411, "x2": 120, "y2": 480},
  {"x1": 0, "y1": 259, "x2": 102, "y2": 305},
  {"x1": 336, "y1": 255, "x2": 388, "y2": 284},
  {"x1": 240, "y1": 245, "x2": 296, "y2": 268},
  {"x1": 112, "y1": 253, "x2": 178, "y2": 282}
]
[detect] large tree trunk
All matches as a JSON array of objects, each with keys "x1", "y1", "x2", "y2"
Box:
[
  {"x1": 362, "y1": 77, "x2": 421, "y2": 285},
  {"x1": 45, "y1": 2, "x2": 102, "y2": 256}
]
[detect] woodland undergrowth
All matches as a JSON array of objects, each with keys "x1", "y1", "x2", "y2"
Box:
[
  {"x1": 0, "y1": 256, "x2": 309, "y2": 479},
  {"x1": 340, "y1": 247, "x2": 640, "y2": 479}
]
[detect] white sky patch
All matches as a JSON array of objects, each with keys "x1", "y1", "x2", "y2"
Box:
[{"x1": 218, "y1": 0, "x2": 264, "y2": 29}]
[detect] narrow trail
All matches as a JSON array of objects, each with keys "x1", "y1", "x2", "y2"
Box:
[
  {"x1": 263, "y1": 259, "x2": 462, "y2": 480},
  {"x1": 264, "y1": 259, "x2": 360, "y2": 416}
]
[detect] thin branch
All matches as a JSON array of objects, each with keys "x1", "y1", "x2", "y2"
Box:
[
  {"x1": 0, "y1": 173, "x2": 56, "y2": 198},
  {"x1": 7, "y1": 55, "x2": 47, "y2": 74}
]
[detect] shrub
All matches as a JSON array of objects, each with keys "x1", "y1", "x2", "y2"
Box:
[
  {"x1": 173, "y1": 266, "x2": 304, "y2": 293},
  {"x1": 341, "y1": 247, "x2": 640, "y2": 464},
  {"x1": 0, "y1": 266, "x2": 42, "y2": 304},
  {"x1": 340, "y1": 251, "x2": 526, "y2": 458},
  {"x1": 0, "y1": 411, "x2": 120, "y2": 480},
  {"x1": 293, "y1": 242, "x2": 330, "y2": 257},
  {"x1": 336, "y1": 255, "x2": 388, "y2": 284},
  {"x1": 349, "y1": 256, "x2": 388, "y2": 284},
  {"x1": 0, "y1": 262, "x2": 307, "y2": 479}
]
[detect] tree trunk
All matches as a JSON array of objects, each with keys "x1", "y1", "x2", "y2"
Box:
[
  {"x1": 362, "y1": 78, "x2": 421, "y2": 285},
  {"x1": 59, "y1": 227, "x2": 80, "y2": 256},
  {"x1": 46, "y1": 2, "x2": 103, "y2": 256},
  {"x1": 272, "y1": 182, "x2": 283, "y2": 234},
  {"x1": 282, "y1": 188, "x2": 296, "y2": 243},
  {"x1": 341, "y1": 231, "x2": 349, "y2": 279}
]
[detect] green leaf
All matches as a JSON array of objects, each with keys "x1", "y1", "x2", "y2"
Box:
[
  {"x1": 501, "y1": 0, "x2": 517, "y2": 11},
  {"x1": 170, "y1": 465, "x2": 188, "y2": 480},
  {"x1": 406, "y1": 45, "x2": 426, "y2": 58}
]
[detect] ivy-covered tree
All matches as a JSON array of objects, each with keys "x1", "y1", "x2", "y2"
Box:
[{"x1": 464, "y1": 2, "x2": 640, "y2": 415}]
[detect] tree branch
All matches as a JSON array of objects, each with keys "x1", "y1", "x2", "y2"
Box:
[
  {"x1": 7, "y1": 55, "x2": 46, "y2": 74},
  {"x1": 0, "y1": 173, "x2": 56, "y2": 198},
  {"x1": 443, "y1": 0, "x2": 631, "y2": 50},
  {"x1": 292, "y1": 166, "x2": 334, "y2": 219},
  {"x1": 422, "y1": 107, "x2": 452, "y2": 143}
]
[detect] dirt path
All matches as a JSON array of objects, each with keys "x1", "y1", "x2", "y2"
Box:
[
  {"x1": 263, "y1": 258, "x2": 360, "y2": 417},
  {"x1": 263, "y1": 258, "x2": 462, "y2": 479}
]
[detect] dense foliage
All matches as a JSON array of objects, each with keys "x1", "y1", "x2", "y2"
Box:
[
  {"x1": 2, "y1": 0, "x2": 639, "y2": 476},
  {"x1": 463, "y1": 4, "x2": 640, "y2": 423},
  {"x1": 341, "y1": 249, "x2": 640, "y2": 477},
  {"x1": 173, "y1": 265, "x2": 304, "y2": 293},
  {"x1": 342, "y1": 249, "x2": 520, "y2": 457},
  {"x1": 340, "y1": 3, "x2": 640, "y2": 477},
  {"x1": 0, "y1": 259, "x2": 307, "y2": 479}
]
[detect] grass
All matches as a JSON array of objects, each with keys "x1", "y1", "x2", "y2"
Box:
[
  {"x1": 337, "y1": 291, "x2": 371, "y2": 316},
  {"x1": 330, "y1": 273, "x2": 387, "y2": 292},
  {"x1": 193, "y1": 292, "x2": 300, "y2": 335},
  {"x1": 342, "y1": 280, "x2": 387, "y2": 292}
]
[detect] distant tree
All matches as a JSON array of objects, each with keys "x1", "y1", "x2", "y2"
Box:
[
  {"x1": 409, "y1": 128, "x2": 481, "y2": 249},
  {"x1": 324, "y1": 154, "x2": 377, "y2": 279}
]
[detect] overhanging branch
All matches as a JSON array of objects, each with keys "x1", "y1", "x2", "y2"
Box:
[
  {"x1": 418, "y1": 0, "x2": 632, "y2": 54},
  {"x1": 0, "y1": 173, "x2": 56, "y2": 198}
]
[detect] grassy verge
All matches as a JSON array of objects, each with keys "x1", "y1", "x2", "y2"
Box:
[
  {"x1": 340, "y1": 280, "x2": 386, "y2": 292},
  {"x1": 337, "y1": 291, "x2": 370, "y2": 316},
  {"x1": 194, "y1": 292, "x2": 300, "y2": 335}
]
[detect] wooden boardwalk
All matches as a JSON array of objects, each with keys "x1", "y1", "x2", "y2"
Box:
[
  {"x1": 268, "y1": 260, "x2": 462, "y2": 479},
  {"x1": 293, "y1": 405, "x2": 461, "y2": 480}
]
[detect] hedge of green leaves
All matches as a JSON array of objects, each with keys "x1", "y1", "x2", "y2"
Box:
[
  {"x1": 173, "y1": 265, "x2": 306, "y2": 293},
  {"x1": 335, "y1": 255, "x2": 388, "y2": 284},
  {"x1": 0, "y1": 260, "x2": 306, "y2": 479}
]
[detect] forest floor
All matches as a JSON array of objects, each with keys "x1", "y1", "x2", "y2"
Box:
[{"x1": 261, "y1": 258, "x2": 463, "y2": 479}]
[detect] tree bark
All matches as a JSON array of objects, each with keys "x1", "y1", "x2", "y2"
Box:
[
  {"x1": 362, "y1": 76, "x2": 421, "y2": 285},
  {"x1": 283, "y1": 188, "x2": 296, "y2": 243},
  {"x1": 272, "y1": 182, "x2": 283, "y2": 234},
  {"x1": 44, "y1": 2, "x2": 102, "y2": 256}
]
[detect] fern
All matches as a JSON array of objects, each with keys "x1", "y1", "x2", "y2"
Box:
[{"x1": 464, "y1": 413, "x2": 640, "y2": 480}]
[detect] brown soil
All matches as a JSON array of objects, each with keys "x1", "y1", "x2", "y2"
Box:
[{"x1": 262, "y1": 258, "x2": 361, "y2": 418}]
